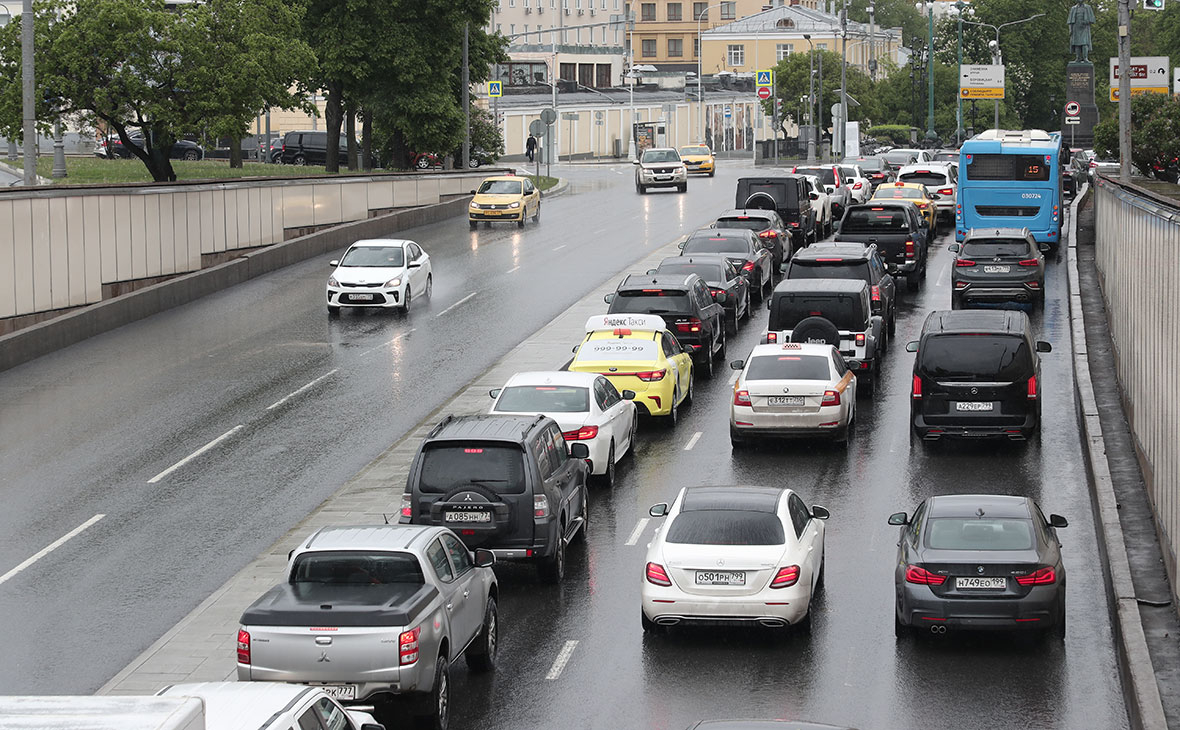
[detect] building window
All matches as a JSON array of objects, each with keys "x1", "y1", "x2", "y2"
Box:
[
  {"x1": 667, "y1": 2, "x2": 682, "y2": 20},
  {"x1": 509, "y1": 0, "x2": 515, "y2": 6},
  {"x1": 642, "y1": 38, "x2": 657, "y2": 56},
  {"x1": 668, "y1": 37, "x2": 683, "y2": 56},
  {"x1": 720, "y1": 1, "x2": 735, "y2": 19},
  {"x1": 776, "y1": 43, "x2": 792, "y2": 61},
  {"x1": 727, "y1": 43, "x2": 744, "y2": 66},
  {"x1": 524, "y1": 23, "x2": 529, "y2": 36},
  {"x1": 510, "y1": 23, "x2": 515, "y2": 35},
  {"x1": 641, "y1": 3, "x2": 655, "y2": 20},
  {"x1": 576, "y1": 27, "x2": 581, "y2": 42},
  {"x1": 693, "y1": 37, "x2": 699, "y2": 57},
  {"x1": 816, "y1": 42, "x2": 827, "y2": 49},
  {"x1": 504, "y1": 61, "x2": 549, "y2": 85},
  {"x1": 576, "y1": 0, "x2": 581, "y2": 7},
  {"x1": 693, "y1": 2, "x2": 707, "y2": 21}
]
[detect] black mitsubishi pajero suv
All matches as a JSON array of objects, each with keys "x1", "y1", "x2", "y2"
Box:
[{"x1": 401, "y1": 414, "x2": 589, "y2": 583}]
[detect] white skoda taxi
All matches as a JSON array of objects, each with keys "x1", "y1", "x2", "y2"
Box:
[
  {"x1": 642, "y1": 485, "x2": 829, "y2": 633},
  {"x1": 729, "y1": 342, "x2": 856, "y2": 446},
  {"x1": 326, "y1": 239, "x2": 432, "y2": 315},
  {"x1": 489, "y1": 371, "x2": 638, "y2": 487}
]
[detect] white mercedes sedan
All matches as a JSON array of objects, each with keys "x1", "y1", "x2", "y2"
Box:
[
  {"x1": 488, "y1": 371, "x2": 637, "y2": 486},
  {"x1": 642, "y1": 485, "x2": 829, "y2": 633},
  {"x1": 327, "y1": 239, "x2": 432, "y2": 315}
]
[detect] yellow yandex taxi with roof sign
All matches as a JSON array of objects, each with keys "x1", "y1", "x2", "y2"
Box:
[
  {"x1": 870, "y1": 181, "x2": 937, "y2": 232},
  {"x1": 678, "y1": 144, "x2": 716, "y2": 176},
  {"x1": 568, "y1": 314, "x2": 695, "y2": 425},
  {"x1": 469, "y1": 174, "x2": 541, "y2": 229}
]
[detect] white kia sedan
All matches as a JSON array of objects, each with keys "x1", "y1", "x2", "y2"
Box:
[
  {"x1": 327, "y1": 239, "x2": 432, "y2": 315},
  {"x1": 730, "y1": 342, "x2": 856, "y2": 446},
  {"x1": 642, "y1": 485, "x2": 829, "y2": 633},
  {"x1": 489, "y1": 371, "x2": 637, "y2": 486}
]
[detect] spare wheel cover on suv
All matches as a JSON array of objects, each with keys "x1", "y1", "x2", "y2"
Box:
[
  {"x1": 743, "y1": 192, "x2": 778, "y2": 211},
  {"x1": 790, "y1": 316, "x2": 841, "y2": 347},
  {"x1": 435, "y1": 484, "x2": 513, "y2": 541}
]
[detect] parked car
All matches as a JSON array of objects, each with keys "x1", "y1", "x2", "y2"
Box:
[
  {"x1": 949, "y1": 227, "x2": 1048, "y2": 309},
  {"x1": 95, "y1": 133, "x2": 204, "y2": 161},
  {"x1": 833, "y1": 202, "x2": 930, "y2": 290},
  {"x1": 279, "y1": 130, "x2": 351, "y2": 166}
]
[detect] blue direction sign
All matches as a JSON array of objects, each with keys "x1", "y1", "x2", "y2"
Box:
[
  {"x1": 488, "y1": 81, "x2": 503, "y2": 98},
  {"x1": 724, "y1": 106, "x2": 732, "y2": 118}
]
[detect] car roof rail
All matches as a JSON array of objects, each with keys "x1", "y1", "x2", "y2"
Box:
[{"x1": 427, "y1": 414, "x2": 457, "y2": 438}]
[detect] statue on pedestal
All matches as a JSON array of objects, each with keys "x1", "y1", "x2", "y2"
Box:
[{"x1": 1069, "y1": 0, "x2": 1095, "y2": 63}]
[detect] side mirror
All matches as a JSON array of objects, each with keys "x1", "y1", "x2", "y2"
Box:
[
  {"x1": 1039, "y1": 243, "x2": 1051, "y2": 252},
  {"x1": 329, "y1": 260, "x2": 339, "y2": 267},
  {"x1": 604, "y1": 293, "x2": 616, "y2": 303},
  {"x1": 809, "y1": 192, "x2": 819, "y2": 200},
  {"x1": 649, "y1": 503, "x2": 669, "y2": 517},
  {"x1": 1036, "y1": 341, "x2": 1052, "y2": 353},
  {"x1": 766, "y1": 298, "x2": 772, "y2": 310},
  {"x1": 677, "y1": 241, "x2": 686, "y2": 249},
  {"x1": 948, "y1": 243, "x2": 960, "y2": 253},
  {"x1": 1049, "y1": 514, "x2": 1069, "y2": 528},
  {"x1": 905, "y1": 341, "x2": 919, "y2": 352},
  {"x1": 621, "y1": 389, "x2": 636, "y2": 400},
  {"x1": 811, "y1": 505, "x2": 830, "y2": 520},
  {"x1": 632, "y1": 159, "x2": 640, "y2": 165},
  {"x1": 713, "y1": 291, "x2": 728, "y2": 303},
  {"x1": 646, "y1": 269, "x2": 657, "y2": 275},
  {"x1": 469, "y1": 189, "x2": 476, "y2": 195},
  {"x1": 488, "y1": 388, "x2": 501, "y2": 399},
  {"x1": 572, "y1": 345, "x2": 579, "y2": 353},
  {"x1": 473, "y1": 548, "x2": 495, "y2": 568},
  {"x1": 287, "y1": 549, "x2": 295, "y2": 561},
  {"x1": 729, "y1": 359, "x2": 745, "y2": 370},
  {"x1": 887, "y1": 511, "x2": 909, "y2": 526},
  {"x1": 569, "y1": 442, "x2": 590, "y2": 459}
]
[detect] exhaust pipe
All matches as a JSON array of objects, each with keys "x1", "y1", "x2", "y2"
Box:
[
  {"x1": 929, "y1": 624, "x2": 947, "y2": 635},
  {"x1": 656, "y1": 617, "x2": 681, "y2": 626},
  {"x1": 758, "y1": 618, "x2": 787, "y2": 628}
]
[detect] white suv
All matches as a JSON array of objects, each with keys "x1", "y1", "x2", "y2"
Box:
[
  {"x1": 635, "y1": 147, "x2": 688, "y2": 194},
  {"x1": 896, "y1": 163, "x2": 958, "y2": 223}
]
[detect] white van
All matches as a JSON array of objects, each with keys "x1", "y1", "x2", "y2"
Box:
[{"x1": 157, "y1": 682, "x2": 383, "y2": 730}]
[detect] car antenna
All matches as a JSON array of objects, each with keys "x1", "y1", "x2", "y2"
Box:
[{"x1": 976, "y1": 508, "x2": 985, "y2": 518}]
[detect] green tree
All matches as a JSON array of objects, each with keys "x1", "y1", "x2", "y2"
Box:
[
  {"x1": 846, "y1": 0, "x2": 925, "y2": 43},
  {"x1": 1093, "y1": 93, "x2": 1180, "y2": 178}
]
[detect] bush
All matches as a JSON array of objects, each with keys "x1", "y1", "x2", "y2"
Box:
[{"x1": 1093, "y1": 94, "x2": 1180, "y2": 180}]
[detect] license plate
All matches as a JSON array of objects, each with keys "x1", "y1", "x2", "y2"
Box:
[
  {"x1": 983, "y1": 265, "x2": 1011, "y2": 273},
  {"x1": 486, "y1": 210, "x2": 502, "y2": 215},
  {"x1": 350, "y1": 293, "x2": 374, "y2": 301},
  {"x1": 321, "y1": 685, "x2": 357, "y2": 701},
  {"x1": 955, "y1": 401, "x2": 994, "y2": 412},
  {"x1": 694, "y1": 570, "x2": 745, "y2": 586},
  {"x1": 956, "y1": 576, "x2": 1006, "y2": 590},
  {"x1": 767, "y1": 396, "x2": 806, "y2": 406},
  {"x1": 445, "y1": 511, "x2": 491, "y2": 523}
]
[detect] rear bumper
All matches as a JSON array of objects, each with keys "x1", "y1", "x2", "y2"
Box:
[
  {"x1": 898, "y1": 584, "x2": 1063, "y2": 630},
  {"x1": 887, "y1": 260, "x2": 919, "y2": 274},
  {"x1": 954, "y1": 283, "x2": 1041, "y2": 305},
  {"x1": 731, "y1": 404, "x2": 848, "y2": 436},
  {"x1": 238, "y1": 666, "x2": 416, "y2": 699},
  {"x1": 911, "y1": 408, "x2": 1039, "y2": 440},
  {"x1": 642, "y1": 586, "x2": 810, "y2": 627}
]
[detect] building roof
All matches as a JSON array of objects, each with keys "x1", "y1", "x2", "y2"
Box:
[{"x1": 702, "y1": 4, "x2": 902, "y2": 40}]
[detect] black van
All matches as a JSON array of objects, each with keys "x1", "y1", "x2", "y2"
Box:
[
  {"x1": 735, "y1": 175, "x2": 817, "y2": 249},
  {"x1": 400, "y1": 414, "x2": 589, "y2": 583},
  {"x1": 907, "y1": 310, "x2": 1051, "y2": 442},
  {"x1": 279, "y1": 130, "x2": 352, "y2": 166}
]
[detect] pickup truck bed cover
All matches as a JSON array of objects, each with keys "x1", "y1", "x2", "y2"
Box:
[{"x1": 241, "y1": 583, "x2": 439, "y2": 627}]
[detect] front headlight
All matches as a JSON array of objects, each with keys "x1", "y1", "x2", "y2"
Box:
[
  {"x1": 509, "y1": 201, "x2": 521, "y2": 209},
  {"x1": 469, "y1": 202, "x2": 482, "y2": 210},
  {"x1": 385, "y1": 277, "x2": 401, "y2": 288},
  {"x1": 328, "y1": 276, "x2": 339, "y2": 287}
]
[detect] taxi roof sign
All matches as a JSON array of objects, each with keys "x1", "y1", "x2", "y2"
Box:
[{"x1": 585, "y1": 314, "x2": 666, "y2": 333}]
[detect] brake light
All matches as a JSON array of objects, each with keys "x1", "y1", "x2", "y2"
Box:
[
  {"x1": 675, "y1": 317, "x2": 703, "y2": 333},
  {"x1": 710, "y1": 288, "x2": 724, "y2": 297},
  {"x1": 1089, "y1": 160, "x2": 1097, "y2": 168},
  {"x1": 791, "y1": 166, "x2": 798, "y2": 173},
  {"x1": 789, "y1": 221, "x2": 799, "y2": 227},
  {"x1": 237, "y1": 629, "x2": 251, "y2": 664},
  {"x1": 400, "y1": 493, "x2": 412, "y2": 519},
  {"x1": 955, "y1": 259, "x2": 976, "y2": 267},
  {"x1": 821, "y1": 390, "x2": 840, "y2": 406},
  {"x1": 646, "y1": 562, "x2": 672, "y2": 586},
  {"x1": 562, "y1": 425, "x2": 599, "y2": 440},
  {"x1": 733, "y1": 389, "x2": 752, "y2": 406},
  {"x1": 916, "y1": 202, "x2": 928, "y2": 208},
  {"x1": 636, "y1": 369, "x2": 666, "y2": 382},
  {"x1": 855, "y1": 333, "x2": 866, "y2": 346},
  {"x1": 399, "y1": 627, "x2": 421, "y2": 665},
  {"x1": 912, "y1": 374, "x2": 922, "y2": 399},
  {"x1": 1018, "y1": 259, "x2": 1039, "y2": 267},
  {"x1": 766, "y1": 332, "x2": 778, "y2": 343},
  {"x1": 612, "y1": 328, "x2": 632, "y2": 336},
  {"x1": 534, "y1": 494, "x2": 550, "y2": 518},
  {"x1": 871, "y1": 285, "x2": 881, "y2": 301},
  {"x1": 742, "y1": 261, "x2": 755, "y2": 271},
  {"x1": 853, "y1": 181, "x2": 863, "y2": 189},
  {"x1": 1027, "y1": 375, "x2": 1038, "y2": 400},
  {"x1": 1015, "y1": 567, "x2": 1057, "y2": 586},
  {"x1": 938, "y1": 188, "x2": 954, "y2": 196},
  {"x1": 770, "y1": 565, "x2": 800, "y2": 588},
  {"x1": 905, "y1": 240, "x2": 915, "y2": 258},
  {"x1": 758, "y1": 229, "x2": 778, "y2": 238},
  {"x1": 904, "y1": 565, "x2": 946, "y2": 585}
]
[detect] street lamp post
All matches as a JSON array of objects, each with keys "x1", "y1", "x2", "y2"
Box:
[
  {"x1": 803, "y1": 34, "x2": 815, "y2": 162},
  {"x1": 696, "y1": 1, "x2": 730, "y2": 146},
  {"x1": 0, "y1": 3, "x2": 16, "y2": 162},
  {"x1": 925, "y1": 1, "x2": 935, "y2": 145},
  {"x1": 839, "y1": 0, "x2": 848, "y2": 161},
  {"x1": 961, "y1": 13, "x2": 1044, "y2": 132},
  {"x1": 953, "y1": 0, "x2": 973, "y2": 145},
  {"x1": 21, "y1": 0, "x2": 35, "y2": 185}
]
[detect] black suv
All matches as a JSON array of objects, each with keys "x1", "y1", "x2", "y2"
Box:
[
  {"x1": 906, "y1": 310, "x2": 1051, "y2": 442},
  {"x1": 713, "y1": 208, "x2": 794, "y2": 264},
  {"x1": 279, "y1": 130, "x2": 352, "y2": 166},
  {"x1": 784, "y1": 242, "x2": 897, "y2": 338},
  {"x1": 401, "y1": 414, "x2": 589, "y2": 583},
  {"x1": 605, "y1": 273, "x2": 728, "y2": 377},
  {"x1": 680, "y1": 228, "x2": 775, "y2": 304},
  {"x1": 949, "y1": 227, "x2": 1048, "y2": 309},
  {"x1": 648, "y1": 255, "x2": 751, "y2": 335},
  {"x1": 734, "y1": 175, "x2": 817, "y2": 247},
  {"x1": 834, "y1": 202, "x2": 930, "y2": 290},
  {"x1": 763, "y1": 279, "x2": 885, "y2": 396}
]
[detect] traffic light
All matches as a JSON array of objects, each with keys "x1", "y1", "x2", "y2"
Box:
[
  {"x1": 1144, "y1": 0, "x2": 1164, "y2": 9},
  {"x1": 774, "y1": 98, "x2": 783, "y2": 117}
]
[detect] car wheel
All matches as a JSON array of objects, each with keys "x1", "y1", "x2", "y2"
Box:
[
  {"x1": 537, "y1": 531, "x2": 566, "y2": 583},
  {"x1": 533, "y1": 204, "x2": 541, "y2": 223},
  {"x1": 575, "y1": 486, "x2": 590, "y2": 542},
  {"x1": 860, "y1": 370, "x2": 875, "y2": 398},
  {"x1": 516, "y1": 216, "x2": 525, "y2": 228},
  {"x1": 906, "y1": 270, "x2": 921, "y2": 291},
  {"x1": 950, "y1": 294, "x2": 963, "y2": 310},
  {"x1": 894, "y1": 610, "x2": 912, "y2": 639},
  {"x1": 1055, "y1": 597, "x2": 1066, "y2": 639},
  {"x1": 416, "y1": 156, "x2": 431, "y2": 170},
  {"x1": 468, "y1": 158, "x2": 481, "y2": 168},
  {"x1": 699, "y1": 350, "x2": 714, "y2": 379},
  {"x1": 425, "y1": 274, "x2": 433, "y2": 300},
  {"x1": 888, "y1": 311, "x2": 897, "y2": 336},
  {"x1": 626, "y1": 415, "x2": 638, "y2": 458},
  {"x1": 469, "y1": 220, "x2": 478, "y2": 230},
  {"x1": 415, "y1": 657, "x2": 449, "y2": 730},
  {"x1": 677, "y1": 183, "x2": 687, "y2": 193},
  {"x1": 402, "y1": 289, "x2": 411, "y2": 314},
  {"x1": 642, "y1": 611, "x2": 665, "y2": 634},
  {"x1": 293, "y1": 153, "x2": 307, "y2": 166},
  {"x1": 795, "y1": 607, "x2": 812, "y2": 634},
  {"x1": 683, "y1": 371, "x2": 694, "y2": 406},
  {"x1": 465, "y1": 599, "x2": 498, "y2": 672},
  {"x1": 599, "y1": 442, "x2": 616, "y2": 487},
  {"x1": 730, "y1": 424, "x2": 747, "y2": 449},
  {"x1": 708, "y1": 170, "x2": 715, "y2": 177},
  {"x1": 715, "y1": 328, "x2": 727, "y2": 360},
  {"x1": 814, "y1": 554, "x2": 826, "y2": 595},
  {"x1": 327, "y1": 305, "x2": 340, "y2": 317},
  {"x1": 636, "y1": 182, "x2": 647, "y2": 194},
  {"x1": 183, "y1": 149, "x2": 199, "y2": 161},
  {"x1": 742, "y1": 291, "x2": 751, "y2": 321}
]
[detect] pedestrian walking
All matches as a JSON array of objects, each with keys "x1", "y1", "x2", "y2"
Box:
[{"x1": 526, "y1": 134, "x2": 538, "y2": 163}]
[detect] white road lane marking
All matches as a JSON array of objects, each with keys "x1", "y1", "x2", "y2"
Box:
[
  {"x1": 506, "y1": 265, "x2": 521, "y2": 274},
  {"x1": 436, "y1": 292, "x2": 476, "y2": 318},
  {"x1": 683, "y1": 431, "x2": 702, "y2": 450},
  {"x1": 147, "y1": 425, "x2": 245, "y2": 483},
  {"x1": 625, "y1": 518, "x2": 650, "y2": 546},
  {"x1": 552, "y1": 244, "x2": 566, "y2": 251},
  {"x1": 545, "y1": 640, "x2": 579, "y2": 680},
  {"x1": 0, "y1": 514, "x2": 105, "y2": 587},
  {"x1": 359, "y1": 329, "x2": 416, "y2": 358},
  {"x1": 266, "y1": 369, "x2": 339, "y2": 410}
]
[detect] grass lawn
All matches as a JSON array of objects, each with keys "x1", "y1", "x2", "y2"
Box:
[
  {"x1": 523, "y1": 174, "x2": 559, "y2": 192},
  {"x1": 14, "y1": 156, "x2": 391, "y2": 185}
]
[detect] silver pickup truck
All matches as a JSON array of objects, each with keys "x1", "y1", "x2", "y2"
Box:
[{"x1": 237, "y1": 525, "x2": 498, "y2": 730}]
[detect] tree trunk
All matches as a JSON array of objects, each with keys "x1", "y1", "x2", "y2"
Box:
[
  {"x1": 346, "y1": 110, "x2": 358, "y2": 171},
  {"x1": 229, "y1": 135, "x2": 243, "y2": 169},
  {"x1": 324, "y1": 81, "x2": 344, "y2": 174},
  {"x1": 361, "y1": 108, "x2": 373, "y2": 171},
  {"x1": 390, "y1": 127, "x2": 411, "y2": 170}
]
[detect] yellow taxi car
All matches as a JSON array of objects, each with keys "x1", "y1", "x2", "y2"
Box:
[
  {"x1": 569, "y1": 314, "x2": 694, "y2": 425},
  {"x1": 677, "y1": 144, "x2": 716, "y2": 177},
  {"x1": 468, "y1": 174, "x2": 541, "y2": 229},
  {"x1": 870, "y1": 181, "x2": 937, "y2": 232}
]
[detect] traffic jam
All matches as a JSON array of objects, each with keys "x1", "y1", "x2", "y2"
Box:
[{"x1": 232, "y1": 137, "x2": 1076, "y2": 730}]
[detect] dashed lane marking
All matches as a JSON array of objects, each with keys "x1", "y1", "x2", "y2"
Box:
[
  {"x1": 147, "y1": 425, "x2": 245, "y2": 483},
  {"x1": 625, "y1": 518, "x2": 650, "y2": 546},
  {"x1": 435, "y1": 292, "x2": 476, "y2": 318},
  {"x1": 359, "y1": 330, "x2": 416, "y2": 358},
  {"x1": 684, "y1": 431, "x2": 702, "y2": 450},
  {"x1": 545, "y1": 640, "x2": 579, "y2": 680},
  {"x1": 0, "y1": 514, "x2": 105, "y2": 587},
  {"x1": 266, "y1": 369, "x2": 339, "y2": 410},
  {"x1": 506, "y1": 265, "x2": 521, "y2": 274}
]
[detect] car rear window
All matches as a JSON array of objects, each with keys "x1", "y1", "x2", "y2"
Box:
[
  {"x1": 961, "y1": 240, "x2": 1031, "y2": 258},
  {"x1": 655, "y1": 262, "x2": 725, "y2": 281},
  {"x1": 683, "y1": 237, "x2": 746, "y2": 256},
  {"x1": 418, "y1": 444, "x2": 527, "y2": 495},
  {"x1": 875, "y1": 188, "x2": 923, "y2": 200},
  {"x1": 290, "y1": 551, "x2": 425, "y2": 585},
  {"x1": 851, "y1": 158, "x2": 885, "y2": 171},
  {"x1": 665, "y1": 511, "x2": 785, "y2": 545},
  {"x1": 899, "y1": 171, "x2": 948, "y2": 187},
  {"x1": 746, "y1": 355, "x2": 831, "y2": 381},
  {"x1": 495, "y1": 386, "x2": 589, "y2": 413},
  {"x1": 795, "y1": 167, "x2": 835, "y2": 185},
  {"x1": 715, "y1": 216, "x2": 769, "y2": 232},
  {"x1": 577, "y1": 338, "x2": 658, "y2": 361},
  {"x1": 787, "y1": 260, "x2": 870, "y2": 282},
  {"x1": 770, "y1": 294, "x2": 862, "y2": 331},
  {"x1": 919, "y1": 334, "x2": 1033, "y2": 381},
  {"x1": 841, "y1": 208, "x2": 908, "y2": 232},
  {"x1": 925, "y1": 518, "x2": 1035, "y2": 551},
  {"x1": 609, "y1": 290, "x2": 692, "y2": 314}
]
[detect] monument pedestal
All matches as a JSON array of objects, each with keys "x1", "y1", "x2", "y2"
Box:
[{"x1": 1064, "y1": 62, "x2": 1099, "y2": 148}]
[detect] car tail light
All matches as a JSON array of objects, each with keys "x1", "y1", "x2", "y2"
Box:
[
  {"x1": 733, "y1": 389, "x2": 752, "y2": 406},
  {"x1": 770, "y1": 565, "x2": 800, "y2": 588},
  {"x1": 955, "y1": 259, "x2": 976, "y2": 267},
  {"x1": 1015, "y1": 567, "x2": 1057, "y2": 586},
  {"x1": 916, "y1": 201, "x2": 928, "y2": 208},
  {"x1": 636, "y1": 369, "x2": 666, "y2": 382},
  {"x1": 765, "y1": 332, "x2": 778, "y2": 343},
  {"x1": 646, "y1": 562, "x2": 672, "y2": 586},
  {"x1": 854, "y1": 333, "x2": 866, "y2": 346},
  {"x1": 911, "y1": 375, "x2": 922, "y2": 399},
  {"x1": 237, "y1": 629, "x2": 251, "y2": 664},
  {"x1": 534, "y1": 494, "x2": 550, "y2": 518},
  {"x1": 905, "y1": 240, "x2": 915, "y2": 258},
  {"x1": 1027, "y1": 375, "x2": 1038, "y2": 400},
  {"x1": 399, "y1": 493, "x2": 412, "y2": 520},
  {"x1": 675, "y1": 317, "x2": 702, "y2": 333},
  {"x1": 710, "y1": 288, "x2": 725, "y2": 297},
  {"x1": 562, "y1": 425, "x2": 599, "y2": 440},
  {"x1": 904, "y1": 565, "x2": 946, "y2": 585},
  {"x1": 1089, "y1": 160, "x2": 1097, "y2": 169},
  {"x1": 791, "y1": 166, "x2": 798, "y2": 173},
  {"x1": 789, "y1": 221, "x2": 799, "y2": 227},
  {"x1": 871, "y1": 285, "x2": 881, "y2": 301},
  {"x1": 821, "y1": 390, "x2": 840, "y2": 406},
  {"x1": 938, "y1": 188, "x2": 954, "y2": 196},
  {"x1": 742, "y1": 261, "x2": 755, "y2": 272},
  {"x1": 399, "y1": 627, "x2": 421, "y2": 665},
  {"x1": 1018, "y1": 259, "x2": 1039, "y2": 267},
  {"x1": 758, "y1": 229, "x2": 778, "y2": 238},
  {"x1": 853, "y1": 181, "x2": 863, "y2": 189}
]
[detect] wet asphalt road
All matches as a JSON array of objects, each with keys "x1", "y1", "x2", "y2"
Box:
[{"x1": 0, "y1": 164, "x2": 1127, "y2": 729}]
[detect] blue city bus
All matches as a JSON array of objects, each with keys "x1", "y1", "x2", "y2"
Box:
[{"x1": 956, "y1": 129, "x2": 1064, "y2": 248}]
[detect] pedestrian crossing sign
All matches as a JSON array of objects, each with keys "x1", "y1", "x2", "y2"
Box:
[
  {"x1": 489, "y1": 81, "x2": 503, "y2": 98},
  {"x1": 756, "y1": 70, "x2": 773, "y2": 86}
]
